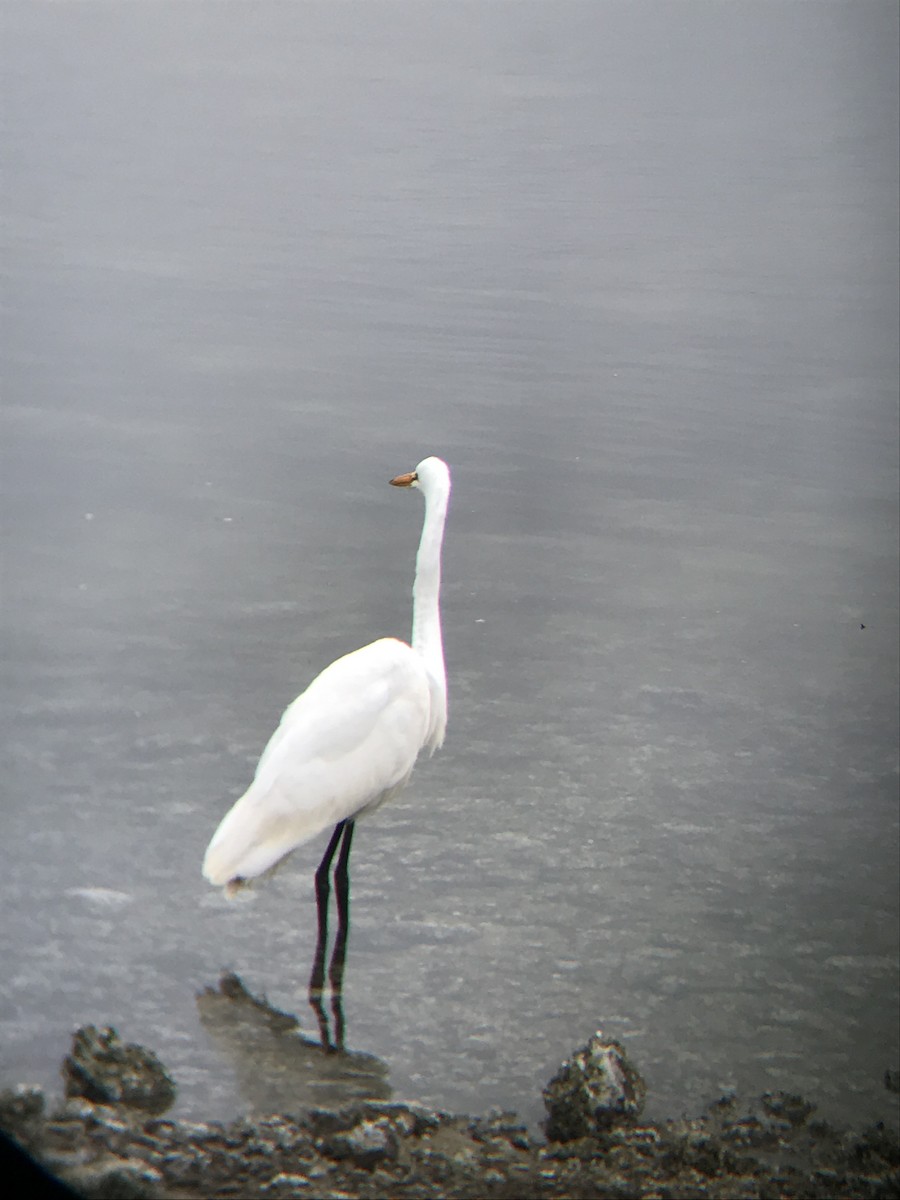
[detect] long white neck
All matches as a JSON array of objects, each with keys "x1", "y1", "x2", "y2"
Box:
[{"x1": 411, "y1": 477, "x2": 449, "y2": 700}]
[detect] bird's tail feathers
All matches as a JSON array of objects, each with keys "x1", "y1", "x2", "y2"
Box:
[{"x1": 202, "y1": 786, "x2": 329, "y2": 890}]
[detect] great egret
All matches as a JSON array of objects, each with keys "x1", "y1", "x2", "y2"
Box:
[{"x1": 202, "y1": 456, "x2": 451, "y2": 1039}]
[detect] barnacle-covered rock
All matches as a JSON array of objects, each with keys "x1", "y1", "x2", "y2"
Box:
[
  {"x1": 543, "y1": 1030, "x2": 647, "y2": 1141},
  {"x1": 62, "y1": 1026, "x2": 176, "y2": 1115}
]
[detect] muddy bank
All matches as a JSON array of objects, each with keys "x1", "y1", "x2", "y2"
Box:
[{"x1": 2, "y1": 1018, "x2": 898, "y2": 1199}]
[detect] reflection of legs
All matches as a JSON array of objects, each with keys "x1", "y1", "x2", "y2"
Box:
[
  {"x1": 328, "y1": 821, "x2": 355, "y2": 1051},
  {"x1": 308, "y1": 821, "x2": 347, "y2": 1050}
]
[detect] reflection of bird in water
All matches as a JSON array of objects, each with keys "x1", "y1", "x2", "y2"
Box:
[
  {"x1": 202, "y1": 458, "x2": 452, "y2": 1045},
  {"x1": 197, "y1": 973, "x2": 391, "y2": 1114}
]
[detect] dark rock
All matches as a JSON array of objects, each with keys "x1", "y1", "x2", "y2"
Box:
[
  {"x1": 62, "y1": 1026, "x2": 176, "y2": 1115},
  {"x1": 0, "y1": 1084, "x2": 45, "y2": 1134},
  {"x1": 543, "y1": 1031, "x2": 647, "y2": 1141},
  {"x1": 319, "y1": 1118, "x2": 398, "y2": 1170},
  {"x1": 65, "y1": 1156, "x2": 163, "y2": 1199},
  {"x1": 377, "y1": 1102, "x2": 442, "y2": 1138},
  {"x1": 262, "y1": 1171, "x2": 316, "y2": 1195},
  {"x1": 305, "y1": 1106, "x2": 364, "y2": 1137},
  {"x1": 848, "y1": 1123, "x2": 900, "y2": 1170},
  {"x1": 468, "y1": 1108, "x2": 532, "y2": 1151},
  {"x1": 761, "y1": 1090, "x2": 816, "y2": 1126}
]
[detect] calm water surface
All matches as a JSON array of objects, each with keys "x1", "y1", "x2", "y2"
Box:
[{"x1": 2, "y1": 1, "x2": 898, "y2": 1132}]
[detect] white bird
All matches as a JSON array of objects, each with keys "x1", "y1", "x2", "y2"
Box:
[{"x1": 202, "y1": 456, "x2": 451, "y2": 907}]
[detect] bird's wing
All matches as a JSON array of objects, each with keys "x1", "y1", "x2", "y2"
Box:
[{"x1": 202, "y1": 638, "x2": 431, "y2": 887}]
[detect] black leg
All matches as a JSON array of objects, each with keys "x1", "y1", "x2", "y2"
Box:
[
  {"x1": 308, "y1": 821, "x2": 347, "y2": 1049},
  {"x1": 328, "y1": 821, "x2": 355, "y2": 1051},
  {"x1": 332, "y1": 820, "x2": 354, "y2": 960}
]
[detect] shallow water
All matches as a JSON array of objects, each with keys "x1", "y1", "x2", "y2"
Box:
[{"x1": 2, "y1": 1, "x2": 898, "y2": 1133}]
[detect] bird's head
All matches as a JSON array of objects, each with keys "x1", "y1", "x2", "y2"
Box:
[{"x1": 389, "y1": 457, "x2": 450, "y2": 497}]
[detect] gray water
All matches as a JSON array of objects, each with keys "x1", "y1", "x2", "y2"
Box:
[{"x1": 2, "y1": 1, "x2": 898, "y2": 1134}]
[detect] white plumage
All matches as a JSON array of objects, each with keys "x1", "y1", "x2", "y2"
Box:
[{"x1": 202, "y1": 456, "x2": 451, "y2": 896}]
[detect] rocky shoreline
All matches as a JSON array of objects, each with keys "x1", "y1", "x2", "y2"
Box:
[{"x1": 2, "y1": 1016, "x2": 898, "y2": 1199}]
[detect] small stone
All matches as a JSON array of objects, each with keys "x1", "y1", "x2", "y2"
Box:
[
  {"x1": 64, "y1": 1157, "x2": 163, "y2": 1199},
  {"x1": 378, "y1": 1102, "x2": 441, "y2": 1137},
  {"x1": 761, "y1": 1092, "x2": 816, "y2": 1127},
  {"x1": 263, "y1": 1173, "x2": 310, "y2": 1192},
  {"x1": 319, "y1": 1119, "x2": 398, "y2": 1170},
  {"x1": 62, "y1": 1098, "x2": 108, "y2": 1121},
  {"x1": 0, "y1": 1084, "x2": 45, "y2": 1131}
]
